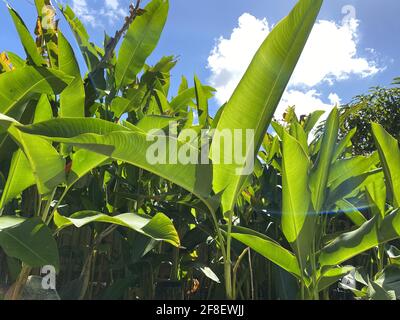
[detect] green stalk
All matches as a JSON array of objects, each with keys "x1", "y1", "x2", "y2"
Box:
[
  {"x1": 232, "y1": 247, "x2": 250, "y2": 299},
  {"x1": 203, "y1": 200, "x2": 229, "y2": 298},
  {"x1": 47, "y1": 187, "x2": 69, "y2": 225},
  {"x1": 41, "y1": 187, "x2": 57, "y2": 223},
  {"x1": 225, "y1": 209, "x2": 233, "y2": 299},
  {"x1": 8, "y1": 264, "x2": 32, "y2": 300}
]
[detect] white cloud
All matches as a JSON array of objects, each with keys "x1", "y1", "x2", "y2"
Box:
[
  {"x1": 70, "y1": 0, "x2": 125, "y2": 27},
  {"x1": 276, "y1": 89, "x2": 334, "y2": 121},
  {"x1": 71, "y1": 0, "x2": 97, "y2": 27},
  {"x1": 328, "y1": 93, "x2": 341, "y2": 106},
  {"x1": 101, "y1": 0, "x2": 125, "y2": 23},
  {"x1": 207, "y1": 13, "x2": 382, "y2": 119},
  {"x1": 207, "y1": 13, "x2": 270, "y2": 103},
  {"x1": 290, "y1": 19, "x2": 380, "y2": 87},
  {"x1": 105, "y1": 0, "x2": 119, "y2": 10}
]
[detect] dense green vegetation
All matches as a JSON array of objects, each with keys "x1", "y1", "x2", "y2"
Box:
[
  {"x1": 0, "y1": 0, "x2": 399, "y2": 300},
  {"x1": 338, "y1": 84, "x2": 400, "y2": 155}
]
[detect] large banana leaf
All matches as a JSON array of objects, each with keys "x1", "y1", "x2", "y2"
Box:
[
  {"x1": 115, "y1": 0, "x2": 169, "y2": 88},
  {"x1": 0, "y1": 114, "x2": 65, "y2": 195},
  {"x1": 18, "y1": 118, "x2": 213, "y2": 202},
  {"x1": 0, "y1": 66, "x2": 72, "y2": 115},
  {"x1": 371, "y1": 123, "x2": 400, "y2": 207},
  {"x1": 281, "y1": 131, "x2": 312, "y2": 270},
  {"x1": 211, "y1": 0, "x2": 323, "y2": 212},
  {"x1": 54, "y1": 211, "x2": 180, "y2": 247},
  {"x1": 0, "y1": 96, "x2": 58, "y2": 207}
]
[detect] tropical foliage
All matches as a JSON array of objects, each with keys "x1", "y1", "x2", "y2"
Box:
[{"x1": 0, "y1": 0, "x2": 399, "y2": 300}]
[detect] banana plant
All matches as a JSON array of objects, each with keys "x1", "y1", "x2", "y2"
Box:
[
  {"x1": 231, "y1": 107, "x2": 400, "y2": 299},
  {"x1": 0, "y1": 0, "x2": 398, "y2": 301},
  {"x1": 6, "y1": 0, "x2": 324, "y2": 299},
  {"x1": 0, "y1": 0, "x2": 189, "y2": 299}
]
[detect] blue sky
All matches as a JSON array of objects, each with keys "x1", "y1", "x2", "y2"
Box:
[{"x1": 1, "y1": 0, "x2": 399, "y2": 117}]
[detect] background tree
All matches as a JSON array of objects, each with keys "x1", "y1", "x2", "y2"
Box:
[{"x1": 338, "y1": 80, "x2": 400, "y2": 155}]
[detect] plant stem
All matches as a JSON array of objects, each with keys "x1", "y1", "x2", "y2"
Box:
[
  {"x1": 41, "y1": 188, "x2": 57, "y2": 223},
  {"x1": 8, "y1": 265, "x2": 32, "y2": 300},
  {"x1": 248, "y1": 249, "x2": 255, "y2": 300},
  {"x1": 224, "y1": 210, "x2": 233, "y2": 300},
  {"x1": 232, "y1": 247, "x2": 249, "y2": 299},
  {"x1": 203, "y1": 200, "x2": 230, "y2": 298},
  {"x1": 47, "y1": 188, "x2": 69, "y2": 225}
]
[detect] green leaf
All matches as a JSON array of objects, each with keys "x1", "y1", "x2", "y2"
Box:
[
  {"x1": 6, "y1": 52, "x2": 25, "y2": 69},
  {"x1": 134, "y1": 115, "x2": 175, "y2": 133},
  {"x1": 327, "y1": 168, "x2": 384, "y2": 206},
  {"x1": 328, "y1": 152, "x2": 379, "y2": 191},
  {"x1": 55, "y1": 211, "x2": 180, "y2": 247},
  {"x1": 58, "y1": 31, "x2": 85, "y2": 118},
  {"x1": 365, "y1": 178, "x2": 386, "y2": 218},
  {"x1": 0, "y1": 216, "x2": 26, "y2": 231},
  {"x1": 309, "y1": 107, "x2": 339, "y2": 212},
  {"x1": 230, "y1": 227, "x2": 301, "y2": 278},
  {"x1": 289, "y1": 122, "x2": 308, "y2": 155},
  {"x1": 115, "y1": 0, "x2": 169, "y2": 88},
  {"x1": 319, "y1": 209, "x2": 400, "y2": 267},
  {"x1": 303, "y1": 110, "x2": 325, "y2": 136},
  {"x1": 154, "y1": 89, "x2": 172, "y2": 113},
  {"x1": 368, "y1": 281, "x2": 396, "y2": 300},
  {"x1": 332, "y1": 127, "x2": 356, "y2": 162},
  {"x1": 281, "y1": 131, "x2": 312, "y2": 270},
  {"x1": 375, "y1": 265, "x2": 400, "y2": 299},
  {"x1": 194, "y1": 75, "x2": 209, "y2": 127},
  {"x1": 317, "y1": 266, "x2": 354, "y2": 292},
  {"x1": 0, "y1": 217, "x2": 59, "y2": 270},
  {"x1": 211, "y1": 0, "x2": 323, "y2": 212},
  {"x1": 8, "y1": 6, "x2": 46, "y2": 66},
  {"x1": 33, "y1": 0, "x2": 47, "y2": 17},
  {"x1": 0, "y1": 114, "x2": 66, "y2": 195},
  {"x1": 110, "y1": 97, "x2": 134, "y2": 119},
  {"x1": 336, "y1": 199, "x2": 367, "y2": 227},
  {"x1": 0, "y1": 150, "x2": 35, "y2": 208},
  {"x1": 59, "y1": 5, "x2": 100, "y2": 71},
  {"x1": 33, "y1": 94, "x2": 53, "y2": 123},
  {"x1": 371, "y1": 123, "x2": 400, "y2": 207},
  {"x1": 281, "y1": 131, "x2": 312, "y2": 234},
  {"x1": 18, "y1": 118, "x2": 213, "y2": 202},
  {"x1": 67, "y1": 149, "x2": 108, "y2": 187},
  {"x1": 387, "y1": 245, "x2": 400, "y2": 266},
  {"x1": 195, "y1": 264, "x2": 220, "y2": 283},
  {"x1": 0, "y1": 66, "x2": 72, "y2": 115},
  {"x1": 170, "y1": 86, "x2": 214, "y2": 112}
]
